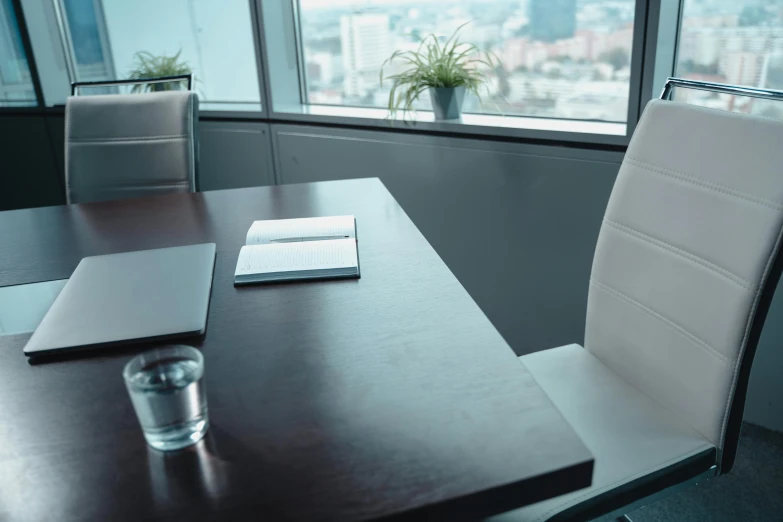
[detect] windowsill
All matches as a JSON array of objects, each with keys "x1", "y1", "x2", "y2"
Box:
[
  {"x1": 199, "y1": 102, "x2": 263, "y2": 113},
  {"x1": 270, "y1": 103, "x2": 629, "y2": 146},
  {"x1": 1, "y1": 101, "x2": 264, "y2": 116},
  {"x1": 3, "y1": 100, "x2": 629, "y2": 146}
]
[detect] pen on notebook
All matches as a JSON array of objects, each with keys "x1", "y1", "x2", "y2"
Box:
[{"x1": 269, "y1": 235, "x2": 350, "y2": 243}]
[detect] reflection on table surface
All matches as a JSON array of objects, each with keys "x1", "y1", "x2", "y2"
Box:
[{"x1": 0, "y1": 279, "x2": 68, "y2": 336}]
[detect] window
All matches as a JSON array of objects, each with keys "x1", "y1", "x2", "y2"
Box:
[
  {"x1": 675, "y1": 0, "x2": 783, "y2": 119},
  {"x1": 298, "y1": 0, "x2": 636, "y2": 123},
  {"x1": 0, "y1": 0, "x2": 36, "y2": 106},
  {"x1": 57, "y1": 0, "x2": 261, "y2": 108}
]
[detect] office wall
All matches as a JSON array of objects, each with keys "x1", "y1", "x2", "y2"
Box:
[
  {"x1": 272, "y1": 124, "x2": 622, "y2": 355},
  {"x1": 197, "y1": 121, "x2": 275, "y2": 190},
  {"x1": 271, "y1": 123, "x2": 783, "y2": 432},
  {"x1": 0, "y1": 115, "x2": 781, "y2": 431},
  {"x1": 0, "y1": 116, "x2": 64, "y2": 211},
  {"x1": 745, "y1": 286, "x2": 783, "y2": 429}
]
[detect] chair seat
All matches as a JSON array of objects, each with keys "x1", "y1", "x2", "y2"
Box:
[{"x1": 489, "y1": 344, "x2": 716, "y2": 522}]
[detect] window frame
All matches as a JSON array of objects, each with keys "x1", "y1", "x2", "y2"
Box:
[
  {"x1": 639, "y1": 0, "x2": 685, "y2": 108},
  {"x1": 2, "y1": 0, "x2": 688, "y2": 147},
  {"x1": 14, "y1": 0, "x2": 269, "y2": 117},
  {"x1": 260, "y1": 0, "x2": 662, "y2": 147},
  {"x1": 0, "y1": 0, "x2": 43, "y2": 110}
]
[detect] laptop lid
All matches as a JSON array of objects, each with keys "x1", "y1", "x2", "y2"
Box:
[{"x1": 23, "y1": 243, "x2": 216, "y2": 356}]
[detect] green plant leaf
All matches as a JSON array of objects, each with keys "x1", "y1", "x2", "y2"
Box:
[
  {"x1": 128, "y1": 49, "x2": 192, "y2": 93},
  {"x1": 379, "y1": 21, "x2": 497, "y2": 120}
]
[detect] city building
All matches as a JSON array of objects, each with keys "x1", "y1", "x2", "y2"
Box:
[
  {"x1": 340, "y1": 13, "x2": 390, "y2": 99},
  {"x1": 529, "y1": 0, "x2": 577, "y2": 42},
  {"x1": 720, "y1": 51, "x2": 764, "y2": 86},
  {"x1": 679, "y1": 26, "x2": 783, "y2": 69},
  {"x1": 307, "y1": 51, "x2": 343, "y2": 88},
  {"x1": 501, "y1": 37, "x2": 530, "y2": 71}
]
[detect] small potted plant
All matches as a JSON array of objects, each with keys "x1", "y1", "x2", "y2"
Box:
[
  {"x1": 128, "y1": 50, "x2": 192, "y2": 93},
  {"x1": 380, "y1": 23, "x2": 496, "y2": 121}
]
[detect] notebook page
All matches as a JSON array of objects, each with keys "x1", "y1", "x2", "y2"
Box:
[
  {"x1": 235, "y1": 239, "x2": 358, "y2": 276},
  {"x1": 246, "y1": 216, "x2": 355, "y2": 245}
]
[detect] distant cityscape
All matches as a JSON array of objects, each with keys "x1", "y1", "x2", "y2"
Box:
[
  {"x1": 301, "y1": 0, "x2": 783, "y2": 122},
  {"x1": 3, "y1": 0, "x2": 783, "y2": 122},
  {"x1": 301, "y1": 0, "x2": 635, "y2": 122},
  {"x1": 676, "y1": 0, "x2": 783, "y2": 119}
]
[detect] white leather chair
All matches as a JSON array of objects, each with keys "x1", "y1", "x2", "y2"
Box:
[
  {"x1": 65, "y1": 89, "x2": 199, "y2": 204},
  {"x1": 492, "y1": 81, "x2": 783, "y2": 521}
]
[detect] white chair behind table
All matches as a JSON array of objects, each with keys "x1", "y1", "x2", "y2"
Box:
[
  {"x1": 65, "y1": 75, "x2": 198, "y2": 205},
  {"x1": 492, "y1": 78, "x2": 783, "y2": 522}
]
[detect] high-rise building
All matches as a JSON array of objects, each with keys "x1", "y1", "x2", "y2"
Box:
[
  {"x1": 0, "y1": 0, "x2": 35, "y2": 104},
  {"x1": 529, "y1": 0, "x2": 577, "y2": 43},
  {"x1": 720, "y1": 51, "x2": 765, "y2": 87},
  {"x1": 308, "y1": 51, "x2": 343, "y2": 88},
  {"x1": 340, "y1": 13, "x2": 390, "y2": 99},
  {"x1": 678, "y1": 26, "x2": 783, "y2": 68}
]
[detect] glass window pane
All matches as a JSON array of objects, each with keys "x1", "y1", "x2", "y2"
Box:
[
  {"x1": 298, "y1": 0, "x2": 636, "y2": 123},
  {"x1": 675, "y1": 0, "x2": 783, "y2": 119},
  {"x1": 0, "y1": 0, "x2": 37, "y2": 107},
  {"x1": 59, "y1": 0, "x2": 261, "y2": 107}
]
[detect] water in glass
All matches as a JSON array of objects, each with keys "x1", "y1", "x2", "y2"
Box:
[{"x1": 124, "y1": 346, "x2": 208, "y2": 451}]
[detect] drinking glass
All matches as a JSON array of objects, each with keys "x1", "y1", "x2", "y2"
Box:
[{"x1": 123, "y1": 345, "x2": 208, "y2": 451}]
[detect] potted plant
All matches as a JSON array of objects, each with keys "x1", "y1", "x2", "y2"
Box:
[
  {"x1": 380, "y1": 23, "x2": 496, "y2": 121},
  {"x1": 128, "y1": 50, "x2": 192, "y2": 93}
]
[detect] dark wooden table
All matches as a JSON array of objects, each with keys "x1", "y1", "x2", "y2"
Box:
[{"x1": 0, "y1": 178, "x2": 592, "y2": 521}]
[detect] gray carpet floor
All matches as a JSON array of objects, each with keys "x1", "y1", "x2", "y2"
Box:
[{"x1": 621, "y1": 423, "x2": 783, "y2": 522}]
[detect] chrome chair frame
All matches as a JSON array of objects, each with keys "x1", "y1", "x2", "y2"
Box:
[
  {"x1": 71, "y1": 74, "x2": 194, "y2": 96},
  {"x1": 660, "y1": 77, "x2": 783, "y2": 102},
  {"x1": 605, "y1": 77, "x2": 783, "y2": 522}
]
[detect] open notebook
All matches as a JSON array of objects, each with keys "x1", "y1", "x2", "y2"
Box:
[{"x1": 234, "y1": 215, "x2": 360, "y2": 285}]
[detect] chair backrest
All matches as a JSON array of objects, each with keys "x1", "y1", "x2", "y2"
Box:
[
  {"x1": 65, "y1": 91, "x2": 198, "y2": 204},
  {"x1": 585, "y1": 99, "x2": 783, "y2": 472}
]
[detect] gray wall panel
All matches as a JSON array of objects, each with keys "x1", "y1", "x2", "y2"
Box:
[
  {"x1": 198, "y1": 121, "x2": 275, "y2": 191},
  {"x1": 273, "y1": 124, "x2": 622, "y2": 355},
  {"x1": 746, "y1": 287, "x2": 783, "y2": 430},
  {"x1": 46, "y1": 114, "x2": 65, "y2": 189},
  {"x1": 0, "y1": 116, "x2": 64, "y2": 211}
]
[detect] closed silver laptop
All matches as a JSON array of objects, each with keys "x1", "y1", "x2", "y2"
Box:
[{"x1": 23, "y1": 243, "x2": 216, "y2": 356}]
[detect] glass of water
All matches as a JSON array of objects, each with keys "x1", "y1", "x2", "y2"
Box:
[{"x1": 123, "y1": 345, "x2": 208, "y2": 451}]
